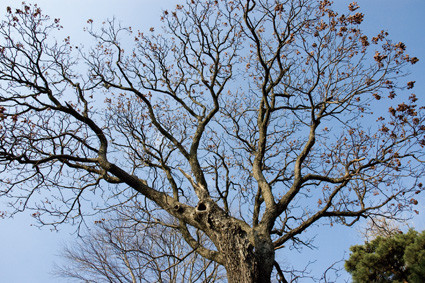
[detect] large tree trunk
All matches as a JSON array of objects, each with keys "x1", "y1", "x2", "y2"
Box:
[
  {"x1": 220, "y1": 229, "x2": 275, "y2": 283},
  {"x1": 193, "y1": 201, "x2": 275, "y2": 282}
]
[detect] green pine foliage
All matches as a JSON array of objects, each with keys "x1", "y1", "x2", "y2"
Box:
[
  {"x1": 345, "y1": 229, "x2": 425, "y2": 283},
  {"x1": 404, "y1": 230, "x2": 425, "y2": 282}
]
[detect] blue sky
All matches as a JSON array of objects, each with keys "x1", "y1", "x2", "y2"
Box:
[{"x1": 0, "y1": 1, "x2": 424, "y2": 282}]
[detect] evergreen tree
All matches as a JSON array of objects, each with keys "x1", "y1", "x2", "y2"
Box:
[{"x1": 345, "y1": 229, "x2": 425, "y2": 283}]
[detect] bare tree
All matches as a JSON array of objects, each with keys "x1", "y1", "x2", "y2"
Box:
[
  {"x1": 55, "y1": 210, "x2": 223, "y2": 282},
  {"x1": 360, "y1": 216, "x2": 408, "y2": 242},
  {"x1": 0, "y1": 1, "x2": 424, "y2": 282}
]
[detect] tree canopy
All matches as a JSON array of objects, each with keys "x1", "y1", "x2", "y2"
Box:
[{"x1": 0, "y1": 0, "x2": 424, "y2": 281}]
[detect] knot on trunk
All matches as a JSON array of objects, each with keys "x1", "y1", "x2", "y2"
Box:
[
  {"x1": 196, "y1": 201, "x2": 208, "y2": 212},
  {"x1": 193, "y1": 200, "x2": 227, "y2": 230},
  {"x1": 193, "y1": 201, "x2": 211, "y2": 224},
  {"x1": 173, "y1": 204, "x2": 184, "y2": 213}
]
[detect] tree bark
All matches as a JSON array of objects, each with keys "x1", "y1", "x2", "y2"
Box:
[
  {"x1": 222, "y1": 232, "x2": 274, "y2": 283},
  {"x1": 193, "y1": 200, "x2": 275, "y2": 282}
]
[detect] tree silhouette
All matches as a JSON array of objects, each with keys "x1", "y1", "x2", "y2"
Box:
[{"x1": 0, "y1": 1, "x2": 423, "y2": 281}]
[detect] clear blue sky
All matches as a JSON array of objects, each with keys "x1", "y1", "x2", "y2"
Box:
[{"x1": 0, "y1": 1, "x2": 424, "y2": 282}]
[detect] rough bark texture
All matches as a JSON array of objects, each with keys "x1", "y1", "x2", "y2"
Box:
[
  {"x1": 193, "y1": 200, "x2": 275, "y2": 282},
  {"x1": 222, "y1": 231, "x2": 274, "y2": 283}
]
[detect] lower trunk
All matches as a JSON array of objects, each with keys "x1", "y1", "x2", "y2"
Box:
[
  {"x1": 224, "y1": 252, "x2": 274, "y2": 283},
  {"x1": 193, "y1": 201, "x2": 275, "y2": 282},
  {"x1": 218, "y1": 224, "x2": 275, "y2": 283}
]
